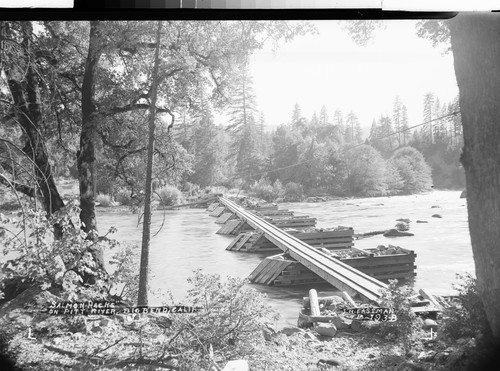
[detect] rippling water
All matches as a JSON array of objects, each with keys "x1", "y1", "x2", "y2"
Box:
[{"x1": 97, "y1": 190, "x2": 473, "y2": 327}]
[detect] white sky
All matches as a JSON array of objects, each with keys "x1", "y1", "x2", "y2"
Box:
[{"x1": 245, "y1": 20, "x2": 458, "y2": 133}]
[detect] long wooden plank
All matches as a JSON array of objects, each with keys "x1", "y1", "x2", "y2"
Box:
[
  {"x1": 258, "y1": 260, "x2": 287, "y2": 284},
  {"x1": 419, "y1": 289, "x2": 443, "y2": 310},
  {"x1": 207, "y1": 202, "x2": 220, "y2": 212},
  {"x1": 226, "y1": 234, "x2": 243, "y2": 250},
  {"x1": 216, "y1": 220, "x2": 242, "y2": 235},
  {"x1": 250, "y1": 259, "x2": 281, "y2": 283},
  {"x1": 219, "y1": 198, "x2": 387, "y2": 301},
  {"x1": 209, "y1": 206, "x2": 226, "y2": 217},
  {"x1": 264, "y1": 261, "x2": 292, "y2": 285},
  {"x1": 341, "y1": 255, "x2": 414, "y2": 267},
  {"x1": 235, "y1": 233, "x2": 253, "y2": 251},
  {"x1": 223, "y1": 197, "x2": 385, "y2": 298}
]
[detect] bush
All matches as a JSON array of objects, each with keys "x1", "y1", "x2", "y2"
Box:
[
  {"x1": 0, "y1": 204, "x2": 116, "y2": 301},
  {"x1": 249, "y1": 178, "x2": 275, "y2": 202},
  {"x1": 114, "y1": 188, "x2": 134, "y2": 206},
  {"x1": 441, "y1": 273, "x2": 491, "y2": 341},
  {"x1": 249, "y1": 178, "x2": 284, "y2": 202},
  {"x1": 284, "y1": 182, "x2": 304, "y2": 201},
  {"x1": 169, "y1": 270, "x2": 277, "y2": 368},
  {"x1": 378, "y1": 280, "x2": 423, "y2": 355},
  {"x1": 155, "y1": 185, "x2": 184, "y2": 207},
  {"x1": 96, "y1": 193, "x2": 113, "y2": 207}
]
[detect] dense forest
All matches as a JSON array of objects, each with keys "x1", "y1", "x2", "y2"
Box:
[{"x1": 93, "y1": 90, "x2": 464, "y2": 203}]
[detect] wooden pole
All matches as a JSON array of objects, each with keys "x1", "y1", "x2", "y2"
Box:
[{"x1": 309, "y1": 289, "x2": 320, "y2": 327}]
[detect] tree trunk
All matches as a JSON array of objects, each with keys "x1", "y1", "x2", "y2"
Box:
[
  {"x1": 5, "y1": 21, "x2": 66, "y2": 237},
  {"x1": 79, "y1": 20, "x2": 102, "y2": 238},
  {"x1": 78, "y1": 21, "x2": 106, "y2": 284},
  {"x1": 137, "y1": 21, "x2": 163, "y2": 306},
  {"x1": 450, "y1": 13, "x2": 500, "y2": 339}
]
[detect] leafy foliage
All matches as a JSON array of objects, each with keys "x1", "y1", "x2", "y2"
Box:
[
  {"x1": 390, "y1": 146, "x2": 433, "y2": 194},
  {"x1": 441, "y1": 273, "x2": 491, "y2": 341},
  {"x1": 342, "y1": 145, "x2": 388, "y2": 197},
  {"x1": 283, "y1": 182, "x2": 304, "y2": 201},
  {"x1": 249, "y1": 178, "x2": 283, "y2": 202},
  {"x1": 171, "y1": 270, "x2": 277, "y2": 364},
  {"x1": 0, "y1": 204, "x2": 117, "y2": 301},
  {"x1": 155, "y1": 184, "x2": 184, "y2": 207},
  {"x1": 95, "y1": 194, "x2": 113, "y2": 207},
  {"x1": 379, "y1": 280, "x2": 423, "y2": 355}
]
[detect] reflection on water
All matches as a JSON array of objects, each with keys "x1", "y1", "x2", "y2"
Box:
[{"x1": 99, "y1": 190, "x2": 473, "y2": 328}]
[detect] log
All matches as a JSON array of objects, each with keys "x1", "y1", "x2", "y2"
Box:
[
  {"x1": 341, "y1": 291, "x2": 357, "y2": 307},
  {"x1": 162, "y1": 197, "x2": 219, "y2": 210},
  {"x1": 419, "y1": 289, "x2": 443, "y2": 310},
  {"x1": 309, "y1": 289, "x2": 320, "y2": 322}
]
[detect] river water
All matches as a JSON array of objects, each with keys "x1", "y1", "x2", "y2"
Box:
[{"x1": 97, "y1": 190, "x2": 473, "y2": 327}]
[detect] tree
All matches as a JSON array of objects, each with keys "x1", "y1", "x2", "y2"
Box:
[
  {"x1": 291, "y1": 103, "x2": 306, "y2": 133},
  {"x1": 342, "y1": 144, "x2": 388, "y2": 196},
  {"x1": 0, "y1": 21, "x2": 66, "y2": 234},
  {"x1": 137, "y1": 21, "x2": 162, "y2": 307},
  {"x1": 345, "y1": 111, "x2": 363, "y2": 144},
  {"x1": 449, "y1": 13, "x2": 500, "y2": 339},
  {"x1": 333, "y1": 14, "x2": 500, "y2": 343},
  {"x1": 226, "y1": 63, "x2": 263, "y2": 182},
  {"x1": 390, "y1": 146, "x2": 432, "y2": 194},
  {"x1": 270, "y1": 123, "x2": 301, "y2": 184},
  {"x1": 422, "y1": 92, "x2": 435, "y2": 144},
  {"x1": 401, "y1": 104, "x2": 410, "y2": 146},
  {"x1": 393, "y1": 96, "x2": 404, "y2": 147}
]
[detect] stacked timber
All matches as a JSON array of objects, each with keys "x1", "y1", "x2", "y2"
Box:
[
  {"x1": 249, "y1": 245, "x2": 416, "y2": 286},
  {"x1": 226, "y1": 228, "x2": 354, "y2": 252},
  {"x1": 252, "y1": 209, "x2": 294, "y2": 217},
  {"x1": 329, "y1": 245, "x2": 417, "y2": 281},
  {"x1": 215, "y1": 212, "x2": 237, "y2": 224},
  {"x1": 247, "y1": 254, "x2": 297, "y2": 285},
  {"x1": 265, "y1": 215, "x2": 317, "y2": 229},
  {"x1": 209, "y1": 206, "x2": 227, "y2": 217},
  {"x1": 216, "y1": 219, "x2": 253, "y2": 235},
  {"x1": 287, "y1": 228, "x2": 354, "y2": 250},
  {"x1": 249, "y1": 254, "x2": 324, "y2": 286}
]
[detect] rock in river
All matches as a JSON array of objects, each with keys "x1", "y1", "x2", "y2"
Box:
[{"x1": 383, "y1": 229, "x2": 414, "y2": 237}]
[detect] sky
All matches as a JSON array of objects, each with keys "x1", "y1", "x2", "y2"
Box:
[{"x1": 245, "y1": 20, "x2": 459, "y2": 133}]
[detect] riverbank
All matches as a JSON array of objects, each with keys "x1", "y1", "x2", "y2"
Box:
[{"x1": 0, "y1": 285, "x2": 494, "y2": 371}]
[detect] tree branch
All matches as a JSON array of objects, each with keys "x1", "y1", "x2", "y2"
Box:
[{"x1": 0, "y1": 175, "x2": 36, "y2": 198}]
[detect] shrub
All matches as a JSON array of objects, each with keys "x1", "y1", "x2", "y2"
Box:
[
  {"x1": 249, "y1": 178, "x2": 275, "y2": 202},
  {"x1": 169, "y1": 270, "x2": 278, "y2": 368},
  {"x1": 0, "y1": 204, "x2": 117, "y2": 301},
  {"x1": 379, "y1": 280, "x2": 423, "y2": 355},
  {"x1": 96, "y1": 193, "x2": 113, "y2": 207},
  {"x1": 272, "y1": 179, "x2": 285, "y2": 200},
  {"x1": 183, "y1": 182, "x2": 201, "y2": 197},
  {"x1": 441, "y1": 273, "x2": 491, "y2": 341},
  {"x1": 155, "y1": 185, "x2": 184, "y2": 207},
  {"x1": 114, "y1": 188, "x2": 134, "y2": 206},
  {"x1": 284, "y1": 182, "x2": 304, "y2": 201}
]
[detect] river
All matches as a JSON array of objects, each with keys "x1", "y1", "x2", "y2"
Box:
[{"x1": 98, "y1": 190, "x2": 473, "y2": 328}]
